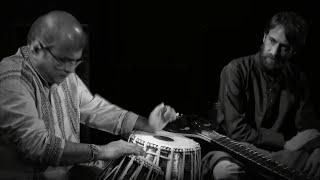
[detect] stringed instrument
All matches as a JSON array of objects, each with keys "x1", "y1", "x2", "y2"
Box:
[{"x1": 164, "y1": 114, "x2": 314, "y2": 180}]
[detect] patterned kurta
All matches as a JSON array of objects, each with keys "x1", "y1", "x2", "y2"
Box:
[{"x1": 0, "y1": 46, "x2": 138, "y2": 179}]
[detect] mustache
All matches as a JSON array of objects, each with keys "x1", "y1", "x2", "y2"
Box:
[
  {"x1": 263, "y1": 53, "x2": 276, "y2": 60},
  {"x1": 260, "y1": 45, "x2": 277, "y2": 60}
]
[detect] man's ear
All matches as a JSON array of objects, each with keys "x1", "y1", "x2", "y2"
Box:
[
  {"x1": 29, "y1": 40, "x2": 43, "y2": 54},
  {"x1": 263, "y1": 33, "x2": 267, "y2": 43}
]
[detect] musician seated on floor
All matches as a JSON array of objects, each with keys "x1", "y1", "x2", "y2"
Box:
[
  {"x1": 0, "y1": 10, "x2": 178, "y2": 179},
  {"x1": 202, "y1": 11, "x2": 320, "y2": 180}
]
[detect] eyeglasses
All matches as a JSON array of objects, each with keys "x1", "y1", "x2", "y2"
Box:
[{"x1": 40, "y1": 44, "x2": 83, "y2": 67}]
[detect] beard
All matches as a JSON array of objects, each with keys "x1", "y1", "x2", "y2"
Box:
[{"x1": 260, "y1": 44, "x2": 288, "y2": 75}]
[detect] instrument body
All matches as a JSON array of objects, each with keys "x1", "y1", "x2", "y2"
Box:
[
  {"x1": 129, "y1": 130, "x2": 201, "y2": 180},
  {"x1": 98, "y1": 155, "x2": 164, "y2": 180}
]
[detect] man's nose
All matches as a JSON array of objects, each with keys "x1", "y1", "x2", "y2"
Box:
[
  {"x1": 63, "y1": 63, "x2": 76, "y2": 73},
  {"x1": 270, "y1": 44, "x2": 280, "y2": 57}
]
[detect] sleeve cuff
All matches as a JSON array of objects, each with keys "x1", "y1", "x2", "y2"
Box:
[
  {"x1": 55, "y1": 139, "x2": 66, "y2": 166},
  {"x1": 43, "y1": 136, "x2": 65, "y2": 166},
  {"x1": 120, "y1": 112, "x2": 138, "y2": 136}
]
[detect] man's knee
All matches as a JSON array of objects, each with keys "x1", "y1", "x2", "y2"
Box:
[{"x1": 213, "y1": 160, "x2": 245, "y2": 180}]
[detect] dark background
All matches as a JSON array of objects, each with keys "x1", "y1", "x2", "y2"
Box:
[{"x1": 1, "y1": 0, "x2": 319, "y2": 119}]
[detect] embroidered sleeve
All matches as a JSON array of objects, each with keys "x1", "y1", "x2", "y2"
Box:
[{"x1": 0, "y1": 78, "x2": 65, "y2": 166}]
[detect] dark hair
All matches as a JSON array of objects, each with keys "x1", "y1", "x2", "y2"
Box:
[{"x1": 264, "y1": 11, "x2": 308, "y2": 50}]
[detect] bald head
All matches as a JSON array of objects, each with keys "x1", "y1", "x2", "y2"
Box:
[{"x1": 27, "y1": 10, "x2": 86, "y2": 54}]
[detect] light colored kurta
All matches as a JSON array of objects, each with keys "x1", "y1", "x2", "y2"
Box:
[{"x1": 0, "y1": 46, "x2": 138, "y2": 179}]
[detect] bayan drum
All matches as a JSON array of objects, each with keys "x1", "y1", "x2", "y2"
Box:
[
  {"x1": 97, "y1": 155, "x2": 164, "y2": 180},
  {"x1": 129, "y1": 130, "x2": 201, "y2": 180}
]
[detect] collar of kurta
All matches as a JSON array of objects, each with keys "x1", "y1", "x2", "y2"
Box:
[{"x1": 20, "y1": 46, "x2": 51, "y2": 88}]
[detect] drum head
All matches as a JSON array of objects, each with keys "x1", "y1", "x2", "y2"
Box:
[{"x1": 130, "y1": 130, "x2": 199, "y2": 149}]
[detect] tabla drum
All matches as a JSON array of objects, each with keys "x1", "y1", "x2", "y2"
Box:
[
  {"x1": 97, "y1": 155, "x2": 164, "y2": 180},
  {"x1": 128, "y1": 130, "x2": 201, "y2": 180}
]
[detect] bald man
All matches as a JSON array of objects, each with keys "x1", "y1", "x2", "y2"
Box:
[{"x1": 0, "y1": 10, "x2": 177, "y2": 179}]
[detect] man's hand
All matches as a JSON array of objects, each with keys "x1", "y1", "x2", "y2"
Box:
[
  {"x1": 148, "y1": 103, "x2": 178, "y2": 131},
  {"x1": 303, "y1": 148, "x2": 320, "y2": 179},
  {"x1": 97, "y1": 140, "x2": 146, "y2": 160},
  {"x1": 284, "y1": 129, "x2": 320, "y2": 151}
]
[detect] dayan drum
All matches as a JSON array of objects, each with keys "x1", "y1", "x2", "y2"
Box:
[
  {"x1": 128, "y1": 130, "x2": 201, "y2": 180},
  {"x1": 97, "y1": 155, "x2": 164, "y2": 180}
]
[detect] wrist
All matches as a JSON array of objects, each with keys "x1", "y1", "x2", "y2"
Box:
[
  {"x1": 135, "y1": 116, "x2": 154, "y2": 132},
  {"x1": 88, "y1": 144, "x2": 100, "y2": 161}
]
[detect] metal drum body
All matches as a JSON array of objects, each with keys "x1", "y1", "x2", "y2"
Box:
[
  {"x1": 129, "y1": 131, "x2": 201, "y2": 180},
  {"x1": 98, "y1": 155, "x2": 164, "y2": 180}
]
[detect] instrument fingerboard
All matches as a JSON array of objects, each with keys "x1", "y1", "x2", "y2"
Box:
[
  {"x1": 199, "y1": 131, "x2": 311, "y2": 180},
  {"x1": 165, "y1": 115, "x2": 313, "y2": 180}
]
